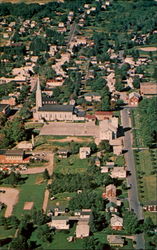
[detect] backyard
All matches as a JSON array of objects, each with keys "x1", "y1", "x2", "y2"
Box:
[
  {"x1": 30, "y1": 224, "x2": 83, "y2": 250},
  {"x1": 54, "y1": 155, "x2": 89, "y2": 175}
]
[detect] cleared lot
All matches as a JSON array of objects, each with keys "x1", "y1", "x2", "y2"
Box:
[
  {"x1": 0, "y1": 187, "x2": 19, "y2": 217},
  {"x1": 40, "y1": 121, "x2": 98, "y2": 137}
]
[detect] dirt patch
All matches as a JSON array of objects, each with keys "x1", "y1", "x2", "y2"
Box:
[
  {"x1": 0, "y1": 187, "x2": 19, "y2": 217},
  {"x1": 35, "y1": 176, "x2": 44, "y2": 184},
  {"x1": 23, "y1": 202, "x2": 34, "y2": 210},
  {"x1": 139, "y1": 47, "x2": 157, "y2": 52},
  {"x1": 50, "y1": 136, "x2": 92, "y2": 143}
]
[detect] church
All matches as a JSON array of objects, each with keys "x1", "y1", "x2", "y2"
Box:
[{"x1": 33, "y1": 78, "x2": 85, "y2": 122}]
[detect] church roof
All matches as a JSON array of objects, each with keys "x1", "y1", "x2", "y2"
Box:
[{"x1": 38, "y1": 104, "x2": 74, "y2": 112}]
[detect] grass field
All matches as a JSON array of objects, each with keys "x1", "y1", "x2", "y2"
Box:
[
  {"x1": 30, "y1": 225, "x2": 83, "y2": 249},
  {"x1": 131, "y1": 109, "x2": 146, "y2": 147},
  {"x1": 134, "y1": 149, "x2": 157, "y2": 208},
  {"x1": 47, "y1": 191, "x2": 76, "y2": 209},
  {"x1": 13, "y1": 174, "x2": 46, "y2": 217},
  {"x1": 0, "y1": 226, "x2": 15, "y2": 240},
  {"x1": 54, "y1": 155, "x2": 89, "y2": 175}
]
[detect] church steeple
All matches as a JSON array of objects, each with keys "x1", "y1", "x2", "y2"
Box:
[{"x1": 36, "y1": 76, "x2": 42, "y2": 109}]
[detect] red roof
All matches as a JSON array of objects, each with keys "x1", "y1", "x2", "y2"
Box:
[
  {"x1": 85, "y1": 114, "x2": 96, "y2": 119},
  {"x1": 95, "y1": 111, "x2": 113, "y2": 116}
]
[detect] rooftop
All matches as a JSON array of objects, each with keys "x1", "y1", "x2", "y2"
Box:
[
  {"x1": 38, "y1": 104, "x2": 74, "y2": 112},
  {"x1": 0, "y1": 104, "x2": 9, "y2": 112}
]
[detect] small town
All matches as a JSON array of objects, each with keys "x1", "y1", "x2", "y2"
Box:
[{"x1": 0, "y1": 0, "x2": 157, "y2": 249}]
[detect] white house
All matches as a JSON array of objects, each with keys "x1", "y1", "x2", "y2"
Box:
[
  {"x1": 79, "y1": 147, "x2": 91, "y2": 159},
  {"x1": 50, "y1": 216, "x2": 69, "y2": 230}
]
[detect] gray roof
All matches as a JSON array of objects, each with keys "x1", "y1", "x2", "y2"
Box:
[
  {"x1": 5, "y1": 150, "x2": 24, "y2": 156},
  {"x1": 38, "y1": 104, "x2": 74, "y2": 112},
  {"x1": 51, "y1": 216, "x2": 69, "y2": 220}
]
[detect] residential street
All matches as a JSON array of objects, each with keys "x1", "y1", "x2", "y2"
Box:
[{"x1": 121, "y1": 108, "x2": 145, "y2": 250}]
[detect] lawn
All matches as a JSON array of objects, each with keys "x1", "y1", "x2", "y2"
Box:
[
  {"x1": 144, "y1": 211, "x2": 157, "y2": 225},
  {"x1": 30, "y1": 225, "x2": 83, "y2": 249},
  {"x1": 13, "y1": 174, "x2": 46, "y2": 217},
  {"x1": 47, "y1": 192, "x2": 76, "y2": 210},
  {"x1": 134, "y1": 149, "x2": 157, "y2": 204},
  {"x1": 0, "y1": 226, "x2": 15, "y2": 240},
  {"x1": 131, "y1": 109, "x2": 146, "y2": 147},
  {"x1": 54, "y1": 155, "x2": 89, "y2": 174}
]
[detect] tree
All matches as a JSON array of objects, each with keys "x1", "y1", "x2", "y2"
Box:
[
  {"x1": 4, "y1": 172, "x2": 22, "y2": 186},
  {"x1": 99, "y1": 140, "x2": 111, "y2": 152},
  {"x1": 133, "y1": 76, "x2": 140, "y2": 89},
  {"x1": 0, "y1": 113, "x2": 6, "y2": 128},
  {"x1": 8, "y1": 216, "x2": 19, "y2": 229},
  {"x1": 123, "y1": 211, "x2": 139, "y2": 234},
  {"x1": 43, "y1": 169, "x2": 50, "y2": 180},
  {"x1": 36, "y1": 224, "x2": 52, "y2": 242},
  {"x1": 144, "y1": 217, "x2": 154, "y2": 233},
  {"x1": 83, "y1": 236, "x2": 104, "y2": 250},
  {"x1": 10, "y1": 235, "x2": 28, "y2": 250},
  {"x1": 3, "y1": 117, "x2": 25, "y2": 144},
  {"x1": 115, "y1": 80, "x2": 124, "y2": 91}
]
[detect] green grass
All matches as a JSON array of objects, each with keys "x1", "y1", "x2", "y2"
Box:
[
  {"x1": 115, "y1": 155, "x2": 125, "y2": 166},
  {"x1": 54, "y1": 155, "x2": 89, "y2": 174},
  {"x1": 13, "y1": 174, "x2": 46, "y2": 218},
  {"x1": 143, "y1": 211, "x2": 157, "y2": 225},
  {"x1": 30, "y1": 225, "x2": 83, "y2": 249},
  {"x1": 131, "y1": 109, "x2": 147, "y2": 147},
  {"x1": 0, "y1": 226, "x2": 15, "y2": 240},
  {"x1": 47, "y1": 192, "x2": 76, "y2": 210},
  {"x1": 134, "y1": 149, "x2": 157, "y2": 204}
]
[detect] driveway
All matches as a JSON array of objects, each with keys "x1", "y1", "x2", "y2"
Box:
[
  {"x1": 20, "y1": 152, "x2": 54, "y2": 176},
  {"x1": 0, "y1": 187, "x2": 19, "y2": 217},
  {"x1": 121, "y1": 108, "x2": 145, "y2": 249}
]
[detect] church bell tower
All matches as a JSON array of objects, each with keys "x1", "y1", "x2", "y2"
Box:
[{"x1": 36, "y1": 77, "x2": 42, "y2": 110}]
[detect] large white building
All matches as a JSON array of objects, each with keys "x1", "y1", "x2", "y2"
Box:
[{"x1": 33, "y1": 78, "x2": 85, "y2": 122}]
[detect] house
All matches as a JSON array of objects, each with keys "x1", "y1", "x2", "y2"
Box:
[
  {"x1": 53, "y1": 207, "x2": 66, "y2": 216},
  {"x1": 58, "y1": 22, "x2": 67, "y2": 33},
  {"x1": 85, "y1": 114, "x2": 96, "y2": 122},
  {"x1": 79, "y1": 147, "x2": 91, "y2": 159},
  {"x1": 57, "y1": 150, "x2": 69, "y2": 159},
  {"x1": 5, "y1": 150, "x2": 24, "y2": 162},
  {"x1": 110, "y1": 138, "x2": 123, "y2": 155},
  {"x1": 80, "y1": 209, "x2": 91, "y2": 219},
  {"x1": 76, "y1": 220, "x2": 90, "y2": 238},
  {"x1": 84, "y1": 92, "x2": 101, "y2": 102},
  {"x1": 99, "y1": 117, "x2": 118, "y2": 142},
  {"x1": 95, "y1": 157, "x2": 101, "y2": 167},
  {"x1": 50, "y1": 216, "x2": 69, "y2": 230},
  {"x1": 128, "y1": 92, "x2": 140, "y2": 106},
  {"x1": 140, "y1": 82, "x2": 157, "y2": 97},
  {"x1": 0, "y1": 104, "x2": 10, "y2": 115},
  {"x1": 0, "y1": 149, "x2": 26, "y2": 164},
  {"x1": 101, "y1": 166, "x2": 109, "y2": 173},
  {"x1": 0, "y1": 96, "x2": 16, "y2": 106},
  {"x1": 102, "y1": 184, "x2": 116, "y2": 200},
  {"x1": 110, "y1": 167, "x2": 127, "y2": 179},
  {"x1": 95, "y1": 111, "x2": 113, "y2": 121},
  {"x1": 107, "y1": 235, "x2": 124, "y2": 247},
  {"x1": 106, "y1": 202, "x2": 118, "y2": 213},
  {"x1": 143, "y1": 202, "x2": 157, "y2": 212},
  {"x1": 110, "y1": 214, "x2": 123, "y2": 230}
]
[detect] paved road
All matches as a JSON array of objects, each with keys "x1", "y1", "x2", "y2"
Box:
[
  {"x1": 67, "y1": 21, "x2": 77, "y2": 47},
  {"x1": 121, "y1": 108, "x2": 145, "y2": 250}
]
